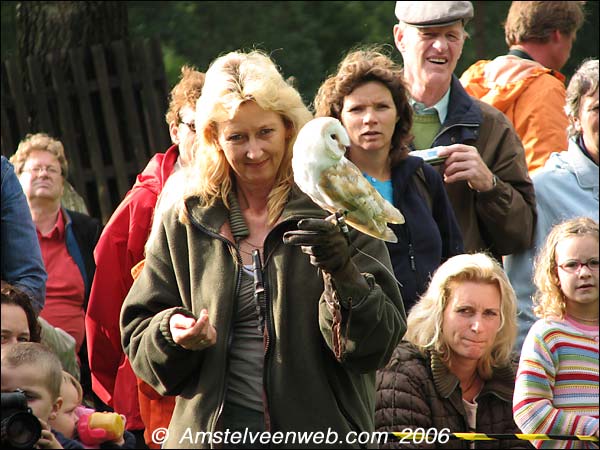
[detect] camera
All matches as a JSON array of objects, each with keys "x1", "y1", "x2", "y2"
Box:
[
  {"x1": 411, "y1": 147, "x2": 448, "y2": 166},
  {"x1": 1, "y1": 389, "x2": 42, "y2": 449}
]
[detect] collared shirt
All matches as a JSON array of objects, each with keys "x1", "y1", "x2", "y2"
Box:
[
  {"x1": 38, "y1": 209, "x2": 85, "y2": 353},
  {"x1": 410, "y1": 87, "x2": 451, "y2": 124}
]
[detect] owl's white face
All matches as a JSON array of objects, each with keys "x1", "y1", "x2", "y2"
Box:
[{"x1": 321, "y1": 118, "x2": 350, "y2": 160}]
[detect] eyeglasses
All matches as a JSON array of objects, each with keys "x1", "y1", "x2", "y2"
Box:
[
  {"x1": 558, "y1": 258, "x2": 600, "y2": 273},
  {"x1": 179, "y1": 119, "x2": 196, "y2": 133},
  {"x1": 23, "y1": 165, "x2": 61, "y2": 176}
]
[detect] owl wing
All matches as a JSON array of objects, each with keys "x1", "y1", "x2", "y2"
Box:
[{"x1": 317, "y1": 157, "x2": 404, "y2": 243}]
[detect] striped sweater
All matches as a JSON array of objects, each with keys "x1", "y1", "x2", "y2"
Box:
[{"x1": 513, "y1": 317, "x2": 599, "y2": 449}]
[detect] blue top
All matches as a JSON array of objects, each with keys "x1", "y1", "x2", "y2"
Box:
[
  {"x1": 1, "y1": 155, "x2": 47, "y2": 312},
  {"x1": 505, "y1": 138, "x2": 599, "y2": 351},
  {"x1": 363, "y1": 174, "x2": 394, "y2": 204},
  {"x1": 386, "y1": 155, "x2": 464, "y2": 312}
]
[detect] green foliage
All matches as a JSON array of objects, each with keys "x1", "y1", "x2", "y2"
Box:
[
  {"x1": 2, "y1": 1, "x2": 599, "y2": 103},
  {"x1": 124, "y1": 1, "x2": 599, "y2": 104},
  {"x1": 126, "y1": 1, "x2": 403, "y2": 105},
  {"x1": 1, "y1": 1, "x2": 18, "y2": 59}
]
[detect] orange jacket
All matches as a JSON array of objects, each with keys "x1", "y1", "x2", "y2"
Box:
[
  {"x1": 130, "y1": 259, "x2": 176, "y2": 449},
  {"x1": 460, "y1": 55, "x2": 568, "y2": 174}
]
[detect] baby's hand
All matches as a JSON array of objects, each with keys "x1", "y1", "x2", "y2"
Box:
[
  {"x1": 36, "y1": 419, "x2": 63, "y2": 449},
  {"x1": 108, "y1": 414, "x2": 127, "y2": 446},
  {"x1": 110, "y1": 435, "x2": 126, "y2": 446}
]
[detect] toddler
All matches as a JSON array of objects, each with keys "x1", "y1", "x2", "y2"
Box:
[{"x1": 50, "y1": 370, "x2": 135, "y2": 448}]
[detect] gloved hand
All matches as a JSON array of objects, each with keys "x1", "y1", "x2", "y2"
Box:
[{"x1": 283, "y1": 218, "x2": 351, "y2": 276}]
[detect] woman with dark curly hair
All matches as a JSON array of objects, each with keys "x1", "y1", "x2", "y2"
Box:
[
  {"x1": 1, "y1": 279, "x2": 81, "y2": 381},
  {"x1": 314, "y1": 47, "x2": 464, "y2": 311},
  {"x1": 1, "y1": 279, "x2": 41, "y2": 344}
]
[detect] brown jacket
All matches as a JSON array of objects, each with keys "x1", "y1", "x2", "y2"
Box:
[
  {"x1": 375, "y1": 342, "x2": 532, "y2": 449},
  {"x1": 427, "y1": 76, "x2": 536, "y2": 261}
]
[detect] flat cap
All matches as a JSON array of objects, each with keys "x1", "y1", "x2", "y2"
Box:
[{"x1": 395, "y1": 1, "x2": 474, "y2": 27}]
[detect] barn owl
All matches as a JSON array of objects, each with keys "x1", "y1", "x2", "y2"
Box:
[{"x1": 292, "y1": 117, "x2": 405, "y2": 243}]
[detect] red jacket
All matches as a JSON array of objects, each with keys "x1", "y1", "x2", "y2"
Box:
[{"x1": 85, "y1": 145, "x2": 179, "y2": 430}]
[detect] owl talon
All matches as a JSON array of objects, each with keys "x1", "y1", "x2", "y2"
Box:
[{"x1": 325, "y1": 210, "x2": 351, "y2": 243}]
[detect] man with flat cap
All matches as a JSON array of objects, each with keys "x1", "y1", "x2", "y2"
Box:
[{"x1": 393, "y1": 1, "x2": 536, "y2": 262}]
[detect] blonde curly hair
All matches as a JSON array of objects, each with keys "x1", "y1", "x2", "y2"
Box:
[
  {"x1": 177, "y1": 50, "x2": 312, "y2": 226},
  {"x1": 533, "y1": 217, "x2": 599, "y2": 319},
  {"x1": 405, "y1": 253, "x2": 517, "y2": 379}
]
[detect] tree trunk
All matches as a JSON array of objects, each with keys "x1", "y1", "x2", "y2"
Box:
[
  {"x1": 15, "y1": 1, "x2": 128, "y2": 95},
  {"x1": 16, "y1": 1, "x2": 127, "y2": 59},
  {"x1": 14, "y1": 1, "x2": 128, "y2": 216}
]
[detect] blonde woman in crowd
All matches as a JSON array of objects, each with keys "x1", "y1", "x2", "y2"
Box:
[
  {"x1": 120, "y1": 50, "x2": 405, "y2": 449},
  {"x1": 376, "y1": 253, "x2": 529, "y2": 449}
]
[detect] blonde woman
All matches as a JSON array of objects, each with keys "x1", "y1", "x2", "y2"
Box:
[
  {"x1": 375, "y1": 253, "x2": 527, "y2": 449},
  {"x1": 120, "y1": 50, "x2": 405, "y2": 448},
  {"x1": 513, "y1": 217, "x2": 599, "y2": 449}
]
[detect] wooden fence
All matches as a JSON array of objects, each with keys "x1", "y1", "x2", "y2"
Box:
[{"x1": 1, "y1": 37, "x2": 171, "y2": 224}]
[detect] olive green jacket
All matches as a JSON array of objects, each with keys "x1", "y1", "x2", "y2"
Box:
[{"x1": 121, "y1": 186, "x2": 406, "y2": 448}]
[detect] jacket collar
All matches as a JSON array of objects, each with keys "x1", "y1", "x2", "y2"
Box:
[
  {"x1": 227, "y1": 192, "x2": 250, "y2": 242},
  {"x1": 160, "y1": 144, "x2": 181, "y2": 186},
  {"x1": 183, "y1": 184, "x2": 326, "y2": 240},
  {"x1": 445, "y1": 75, "x2": 483, "y2": 127},
  {"x1": 429, "y1": 76, "x2": 482, "y2": 147},
  {"x1": 429, "y1": 350, "x2": 515, "y2": 402},
  {"x1": 569, "y1": 138, "x2": 600, "y2": 190},
  {"x1": 133, "y1": 144, "x2": 180, "y2": 196}
]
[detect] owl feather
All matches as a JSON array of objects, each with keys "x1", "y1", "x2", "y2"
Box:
[{"x1": 293, "y1": 117, "x2": 405, "y2": 243}]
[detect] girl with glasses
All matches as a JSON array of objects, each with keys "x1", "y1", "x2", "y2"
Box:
[{"x1": 513, "y1": 217, "x2": 599, "y2": 449}]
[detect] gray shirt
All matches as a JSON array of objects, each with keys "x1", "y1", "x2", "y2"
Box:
[{"x1": 226, "y1": 267, "x2": 264, "y2": 412}]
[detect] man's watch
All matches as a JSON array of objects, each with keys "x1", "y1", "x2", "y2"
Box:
[{"x1": 475, "y1": 175, "x2": 497, "y2": 193}]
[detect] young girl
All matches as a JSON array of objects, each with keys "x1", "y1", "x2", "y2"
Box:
[{"x1": 513, "y1": 217, "x2": 599, "y2": 449}]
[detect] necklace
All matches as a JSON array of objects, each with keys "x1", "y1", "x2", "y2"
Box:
[
  {"x1": 237, "y1": 238, "x2": 263, "y2": 258},
  {"x1": 567, "y1": 313, "x2": 599, "y2": 325},
  {"x1": 238, "y1": 246, "x2": 262, "y2": 257},
  {"x1": 241, "y1": 238, "x2": 263, "y2": 248}
]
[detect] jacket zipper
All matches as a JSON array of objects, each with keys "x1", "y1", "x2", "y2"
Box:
[
  {"x1": 431, "y1": 122, "x2": 479, "y2": 145},
  {"x1": 186, "y1": 212, "x2": 242, "y2": 441},
  {"x1": 402, "y1": 224, "x2": 417, "y2": 272},
  {"x1": 259, "y1": 254, "x2": 274, "y2": 432}
]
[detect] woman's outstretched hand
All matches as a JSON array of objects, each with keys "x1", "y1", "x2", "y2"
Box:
[{"x1": 169, "y1": 309, "x2": 217, "y2": 350}]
